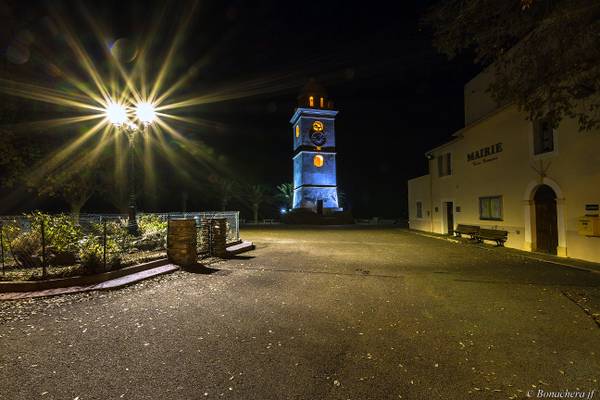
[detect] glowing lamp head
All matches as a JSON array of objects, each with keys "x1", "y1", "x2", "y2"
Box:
[
  {"x1": 106, "y1": 102, "x2": 128, "y2": 126},
  {"x1": 136, "y1": 102, "x2": 156, "y2": 126}
]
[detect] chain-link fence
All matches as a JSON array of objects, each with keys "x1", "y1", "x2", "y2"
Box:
[
  {"x1": 0, "y1": 211, "x2": 239, "y2": 281},
  {"x1": 151, "y1": 212, "x2": 240, "y2": 243}
]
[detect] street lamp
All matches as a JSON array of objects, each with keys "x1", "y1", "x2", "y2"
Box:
[
  {"x1": 106, "y1": 100, "x2": 157, "y2": 235},
  {"x1": 105, "y1": 102, "x2": 127, "y2": 126},
  {"x1": 135, "y1": 102, "x2": 156, "y2": 126}
]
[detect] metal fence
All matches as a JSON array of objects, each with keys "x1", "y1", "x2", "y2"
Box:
[
  {"x1": 0, "y1": 211, "x2": 239, "y2": 281},
  {"x1": 149, "y1": 211, "x2": 240, "y2": 243}
]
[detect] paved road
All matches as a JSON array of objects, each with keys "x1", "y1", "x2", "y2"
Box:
[{"x1": 1, "y1": 227, "x2": 599, "y2": 400}]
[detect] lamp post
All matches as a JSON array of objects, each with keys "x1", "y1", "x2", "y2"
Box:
[
  {"x1": 106, "y1": 101, "x2": 156, "y2": 235},
  {"x1": 125, "y1": 126, "x2": 140, "y2": 235}
]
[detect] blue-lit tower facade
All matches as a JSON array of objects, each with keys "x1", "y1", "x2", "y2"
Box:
[{"x1": 290, "y1": 81, "x2": 341, "y2": 213}]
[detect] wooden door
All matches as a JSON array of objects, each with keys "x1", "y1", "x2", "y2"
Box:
[
  {"x1": 534, "y1": 186, "x2": 558, "y2": 255},
  {"x1": 446, "y1": 202, "x2": 454, "y2": 235}
]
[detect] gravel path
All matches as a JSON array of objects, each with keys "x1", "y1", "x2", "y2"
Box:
[{"x1": 0, "y1": 227, "x2": 598, "y2": 399}]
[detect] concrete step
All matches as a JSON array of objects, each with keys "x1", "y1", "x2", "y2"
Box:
[{"x1": 226, "y1": 241, "x2": 255, "y2": 256}]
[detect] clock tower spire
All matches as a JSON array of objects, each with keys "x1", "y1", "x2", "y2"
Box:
[{"x1": 289, "y1": 79, "x2": 341, "y2": 214}]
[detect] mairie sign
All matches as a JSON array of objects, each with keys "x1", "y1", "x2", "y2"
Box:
[{"x1": 467, "y1": 143, "x2": 503, "y2": 163}]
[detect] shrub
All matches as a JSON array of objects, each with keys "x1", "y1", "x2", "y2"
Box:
[
  {"x1": 35, "y1": 213, "x2": 81, "y2": 265},
  {"x1": 136, "y1": 214, "x2": 167, "y2": 251},
  {"x1": 78, "y1": 235, "x2": 104, "y2": 273},
  {"x1": 42, "y1": 213, "x2": 82, "y2": 255},
  {"x1": 9, "y1": 228, "x2": 42, "y2": 268},
  {"x1": 138, "y1": 214, "x2": 167, "y2": 236},
  {"x1": 6, "y1": 213, "x2": 83, "y2": 267},
  {"x1": 104, "y1": 219, "x2": 134, "y2": 253},
  {"x1": 79, "y1": 222, "x2": 123, "y2": 273},
  {"x1": 84, "y1": 218, "x2": 135, "y2": 254}
]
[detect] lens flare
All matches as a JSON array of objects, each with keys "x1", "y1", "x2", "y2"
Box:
[
  {"x1": 136, "y1": 102, "x2": 156, "y2": 125},
  {"x1": 106, "y1": 102, "x2": 128, "y2": 126},
  {"x1": 0, "y1": 2, "x2": 245, "y2": 207}
]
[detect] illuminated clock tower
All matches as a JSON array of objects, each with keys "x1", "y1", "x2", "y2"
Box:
[{"x1": 290, "y1": 80, "x2": 341, "y2": 213}]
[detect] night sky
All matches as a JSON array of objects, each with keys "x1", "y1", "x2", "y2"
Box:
[{"x1": 0, "y1": 0, "x2": 480, "y2": 219}]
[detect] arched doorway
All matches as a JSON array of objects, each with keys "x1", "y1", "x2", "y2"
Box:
[{"x1": 534, "y1": 185, "x2": 558, "y2": 254}]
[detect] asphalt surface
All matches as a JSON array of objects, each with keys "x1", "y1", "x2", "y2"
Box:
[{"x1": 0, "y1": 227, "x2": 599, "y2": 400}]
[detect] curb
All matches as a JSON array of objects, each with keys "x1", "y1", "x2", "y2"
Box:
[
  {"x1": 493, "y1": 250, "x2": 600, "y2": 275},
  {"x1": 406, "y1": 229, "x2": 600, "y2": 275},
  {"x1": 0, "y1": 258, "x2": 169, "y2": 293},
  {"x1": 0, "y1": 264, "x2": 180, "y2": 300}
]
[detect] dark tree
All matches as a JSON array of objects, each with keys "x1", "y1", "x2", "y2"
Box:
[
  {"x1": 425, "y1": 0, "x2": 600, "y2": 130},
  {"x1": 34, "y1": 163, "x2": 100, "y2": 221},
  {"x1": 245, "y1": 184, "x2": 269, "y2": 224},
  {"x1": 0, "y1": 95, "x2": 43, "y2": 190},
  {"x1": 99, "y1": 168, "x2": 129, "y2": 214},
  {"x1": 275, "y1": 183, "x2": 294, "y2": 210},
  {"x1": 212, "y1": 177, "x2": 238, "y2": 211}
]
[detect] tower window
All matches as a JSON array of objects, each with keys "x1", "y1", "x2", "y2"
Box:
[
  {"x1": 313, "y1": 155, "x2": 324, "y2": 167},
  {"x1": 295, "y1": 125, "x2": 300, "y2": 138},
  {"x1": 309, "y1": 96, "x2": 314, "y2": 107},
  {"x1": 319, "y1": 97, "x2": 324, "y2": 108}
]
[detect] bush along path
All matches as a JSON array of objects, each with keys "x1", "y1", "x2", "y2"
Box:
[{"x1": 0, "y1": 213, "x2": 168, "y2": 282}]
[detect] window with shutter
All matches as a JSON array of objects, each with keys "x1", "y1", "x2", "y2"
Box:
[
  {"x1": 479, "y1": 196, "x2": 503, "y2": 220},
  {"x1": 437, "y1": 153, "x2": 452, "y2": 177},
  {"x1": 533, "y1": 120, "x2": 555, "y2": 155}
]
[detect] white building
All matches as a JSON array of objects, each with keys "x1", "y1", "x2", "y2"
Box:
[{"x1": 408, "y1": 69, "x2": 600, "y2": 263}]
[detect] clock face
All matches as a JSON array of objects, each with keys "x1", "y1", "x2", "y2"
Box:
[
  {"x1": 310, "y1": 131, "x2": 327, "y2": 146},
  {"x1": 312, "y1": 120, "x2": 324, "y2": 132},
  {"x1": 310, "y1": 120, "x2": 326, "y2": 145}
]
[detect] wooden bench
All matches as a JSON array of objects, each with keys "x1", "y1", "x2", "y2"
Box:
[
  {"x1": 454, "y1": 224, "x2": 480, "y2": 239},
  {"x1": 475, "y1": 229, "x2": 508, "y2": 246}
]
